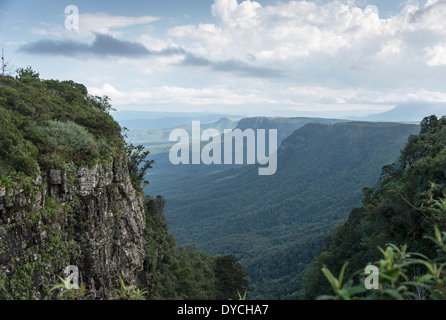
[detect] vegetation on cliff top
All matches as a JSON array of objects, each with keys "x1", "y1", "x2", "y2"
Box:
[
  {"x1": 0, "y1": 68, "x2": 249, "y2": 300},
  {"x1": 0, "y1": 67, "x2": 122, "y2": 177},
  {"x1": 304, "y1": 115, "x2": 446, "y2": 300}
]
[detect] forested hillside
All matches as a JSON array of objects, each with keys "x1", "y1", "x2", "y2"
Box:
[
  {"x1": 112, "y1": 110, "x2": 243, "y2": 130},
  {"x1": 0, "y1": 71, "x2": 248, "y2": 300},
  {"x1": 235, "y1": 117, "x2": 343, "y2": 146},
  {"x1": 155, "y1": 120, "x2": 420, "y2": 299},
  {"x1": 304, "y1": 115, "x2": 446, "y2": 300},
  {"x1": 143, "y1": 116, "x2": 344, "y2": 198}
]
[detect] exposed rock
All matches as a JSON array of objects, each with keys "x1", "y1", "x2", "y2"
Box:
[
  {"x1": 0, "y1": 155, "x2": 146, "y2": 299},
  {"x1": 49, "y1": 169, "x2": 62, "y2": 185}
]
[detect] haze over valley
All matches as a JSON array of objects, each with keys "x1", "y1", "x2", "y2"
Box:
[{"x1": 2, "y1": 0, "x2": 446, "y2": 303}]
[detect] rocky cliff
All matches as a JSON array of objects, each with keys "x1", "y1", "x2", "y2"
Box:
[
  {"x1": 0, "y1": 72, "x2": 249, "y2": 300},
  {"x1": 0, "y1": 155, "x2": 146, "y2": 299}
]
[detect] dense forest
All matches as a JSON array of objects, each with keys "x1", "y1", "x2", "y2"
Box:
[
  {"x1": 143, "y1": 195, "x2": 249, "y2": 300},
  {"x1": 2, "y1": 67, "x2": 444, "y2": 301},
  {"x1": 143, "y1": 116, "x2": 344, "y2": 190},
  {"x1": 304, "y1": 115, "x2": 446, "y2": 300},
  {"x1": 149, "y1": 119, "x2": 419, "y2": 299},
  {"x1": 0, "y1": 70, "x2": 248, "y2": 300}
]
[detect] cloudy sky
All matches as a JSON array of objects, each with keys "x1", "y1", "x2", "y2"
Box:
[{"x1": 1, "y1": 0, "x2": 445, "y2": 117}]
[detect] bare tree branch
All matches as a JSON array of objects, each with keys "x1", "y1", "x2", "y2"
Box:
[{"x1": 1, "y1": 48, "x2": 15, "y2": 77}]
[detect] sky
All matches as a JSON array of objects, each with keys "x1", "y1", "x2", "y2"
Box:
[{"x1": 1, "y1": 0, "x2": 446, "y2": 117}]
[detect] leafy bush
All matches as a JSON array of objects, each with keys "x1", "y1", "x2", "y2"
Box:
[
  {"x1": 46, "y1": 277, "x2": 146, "y2": 300},
  {"x1": 36, "y1": 120, "x2": 100, "y2": 167},
  {"x1": 0, "y1": 68, "x2": 123, "y2": 174},
  {"x1": 0, "y1": 108, "x2": 38, "y2": 175},
  {"x1": 46, "y1": 277, "x2": 89, "y2": 300},
  {"x1": 111, "y1": 279, "x2": 148, "y2": 300},
  {"x1": 123, "y1": 128, "x2": 154, "y2": 195},
  {"x1": 319, "y1": 224, "x2": 446, "y2": 300}
]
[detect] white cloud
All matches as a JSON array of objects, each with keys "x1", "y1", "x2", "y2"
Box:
[
  {"x1": 211, "y1": 0, "x2": 262, "y2": 29},
  {"x1": 285, "y1": 85, "x2": 446, "y2": 104},
  {"x1": 89, "y1": 83, "x2": 127, "y2": 99},
  {"x1": 78, "y1": 13, "x2": 160, "y2": 37},
  {"x1": 376, "y1": 39, "x2": 404, "y2": 61},
  {"x1": 169, "y1": 0, "x2": 394, "y2": 61},
  {"x1": 89, "y1": 82, "x2": 281, "y2": 107},
  {"x1": 88, "y1": 81, "x2": 446, "y2": 114},
  {"x1": 162, "y1": 0, "x2": 446, "y2": 107},
  {"x1": 425, "y1": 43, "x2": 446, "y2": 66},
  {"x1": 29, "y1": 13, "x2": 160, "y2": 39},
  {"x1": 0, "y1": 40, "x2": 27, "y2": 46},
  {"x1": 30, "y1": 1, "x2": 446, "y2": 112},
  {"x1": 168, "y1": 0, "x2": 446, "y2": 65},
  {"x1": 139, "y1": 34, "x2": 172, "y2": 51}
]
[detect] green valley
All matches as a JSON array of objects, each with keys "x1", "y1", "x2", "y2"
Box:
[{"x1": 135, "y1": 119, "x2": 420, "y2": 299}]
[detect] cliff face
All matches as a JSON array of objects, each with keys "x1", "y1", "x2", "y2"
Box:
[
  {"x1": 0, "y1": 74, "x2": 250, "y2": 301},
  {"x1": 0, "y1": 155, "x2": 146, "y2": 299}
]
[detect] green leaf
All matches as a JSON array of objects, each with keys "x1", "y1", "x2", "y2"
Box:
[
  {"x1": 417, "y1": 274, "x2": 434, "y2": 283},
  {"x1": 316, "y1": 295, "x2": 338, "y2": 300},
  {"x1": 337, "y1": 289, "x2": 351, "y2": 300},
  {"x1": 385, "y1": 267, "x2": 401, "y2": 281},
  {"x1": 435, "y1": 226, "x2": 442, "y2": 244},
  {"x1": 382, "y1": 289, "x2": 403, "y2": 300},
  {"x1": 322, "y1": 267, "x2": 339, "y2": 292},
  {"x1": 338, "y1": 262, "x2": 349, "y2": 287}
]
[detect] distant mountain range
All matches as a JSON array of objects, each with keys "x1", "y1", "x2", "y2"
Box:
[
  {"x1": 142, "y1": 117, "x2": 345, "y2": 196},
  {"x1": 112, "y1": 102, "x2": 446, "y2": 128},
  {"x1": 111, "y1": 110, "x2": 244, "y2": 129},
  {"x1": 356, "y1": 103, "x2": 446, "y2": 122},
  {"x1": 235, "y1": 117, "x2": 344, "y2": 146},
  {"x1": 123, "y1": 117, "x2": 240, "y2": 155}
]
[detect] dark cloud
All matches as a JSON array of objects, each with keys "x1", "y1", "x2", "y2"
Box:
[
  {"x1": 19, "y1": 39, "x2": 90, "y2": 56},
  {"x1": 181, "y1": 54, "x2": 211, "y2": 66},
  {"x1": 19, "y1": 33, "x2": 283, "y2": 78},
  {"x1": 89, "y1": 34, "x2": 152, "y2": 56},
  {"x1": 181, "y1": 53, "x2": 284, "y2": 78},
  {"x1": 19, "y1": 34, "x2": 186, "y2": 58}
]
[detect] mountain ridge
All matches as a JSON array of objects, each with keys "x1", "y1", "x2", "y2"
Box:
[
  {"x1": 158, "y1": 120, "x2": 420, "y2": 299},
  {"x1": 355, "y1": 103, "x2": 446, "y2": 122}
]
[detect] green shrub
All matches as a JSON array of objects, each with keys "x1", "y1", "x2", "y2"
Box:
[
  {"x1": 0, "y1": 108, "x2": 38, "y2": 175},
  {"x1": 318, "y1": 227, "x2": 446, "y2": 300},
  {"x1": 36, "y1": 120, "x2": 100, "y2": 167},
  {"x1": 0, "y1": 69, "x2": 124, "y2": 175}
]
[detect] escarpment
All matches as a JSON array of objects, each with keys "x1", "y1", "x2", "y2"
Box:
[
  {"x1": 0, "y1": 74, "x2": 150, "y2": 299},
  {"x1": 0, "y1": 155, "x2": 146, "y2": 299},
  {"x1": 0, "y1": 72, "x2": 250, "y2": 301}
]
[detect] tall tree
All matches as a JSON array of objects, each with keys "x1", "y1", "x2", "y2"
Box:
[
  {"x1": 214, "y1": 254, "x2": 250, "y2": 300},
  {"x1": 122, "y1": 128, "x2": 154, "y2": 194}
]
